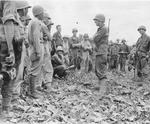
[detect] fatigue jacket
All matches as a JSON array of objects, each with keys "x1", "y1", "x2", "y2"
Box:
[
  {"x1": 28, "y1": 18, "x2": 44, "y2": 76},
  {"x1": 52, "y1": 31, "x2": 63, "y2": 47},
  {"x1": 136, "y1": 33, "x2": 150, "y2": 56},
  {"x1": 93, "y1": 25, "x2": 109, "y2": 55}
]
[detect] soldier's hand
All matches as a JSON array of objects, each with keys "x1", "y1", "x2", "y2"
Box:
[{"x1": 6, "y1": 52, "x2": 15, "y2": 65}]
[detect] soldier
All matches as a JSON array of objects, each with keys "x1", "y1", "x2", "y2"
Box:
[
  {"x1": 43, "y1": 13, "x2": 54, "y2": 33},
  {"x1": 118, "y1": 39, "x2": 129, "y2": 73},
  {"x1": 80, "y1": 33, "x2": 92, "y2": 73},
  {"x1": 63, "y1": 35, "x2": 70, "y2": 65},
  {"x1": 93, "y1": 14, "x2": 109, "y2": 96},
  {"x1": 135, "y1": 25, "x2": 150, "y2": 81},
  {"x1": 52, "y1": 46, "x2": 68, "y2": 79},
  {"x1": 41, "y1": 12, "x2": 54, "y2": 91},
  {"x1": 107, "y1": 40, "x2": 113, "y2": 70},
  {"x1": 70, "y1": 28, "x2": 81, "y2": 70},
  {"x1": 109, "y1": 42, "x2": 120, "y2": 72},
  {"x1": 28, "y1": 5, "x2": 45, "y2": 99},
  {"x1": 12, "y1": 0, "x2": 31, "y2": 99},
  {"x1": 0, "y1": 0, "x2": 27, "y2": 115},
  {"x1": 52, "y1": 25, "x2": 63, "y2": 51}
]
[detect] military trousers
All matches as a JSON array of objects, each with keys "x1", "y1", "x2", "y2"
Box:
[
  {"x1": 0, "y1": 42, "x2": 15, "y2": 111},
  {"x1": 95, "y1": 54, "x2": 107, "y2": 80},
  {"x1": 110, "y1": 55, "x2": 118, "y2": 70},
  {"x1": 136, "y1": 53, "x2": 148, "y2": 78},
  {"x1": 53, "y1": 65, "x2": 67, "y2": 78}
]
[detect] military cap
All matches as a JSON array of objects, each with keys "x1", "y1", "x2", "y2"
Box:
[{"x1": 93, "y1": 14, "x2": 105, "y2": 22}]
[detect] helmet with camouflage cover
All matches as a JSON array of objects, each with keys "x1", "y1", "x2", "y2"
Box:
[
  {"x1": 16, "y1": 1, "x2": 31, "y2": 10},
  {"x1": 93, "y1": 14, "x2": 105, "y2": 22},
  {"x1": 137, "y1": 25, "x2": 146, "y2": 31},
  {"x1": 32, "y1": 5, "x2": 44, "y2": 17}
]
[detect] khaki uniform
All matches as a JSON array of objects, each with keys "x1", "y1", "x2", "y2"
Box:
[
  {"x1": 119, "y1": 43, "x2": 129, "y2": 72},
  {"x1": 70, "y1": 36, "x2": 81, "y2": 69},
  {"x1": 28, "y1": 18, "x2": 45, "y2": 95},
  {"x1": 93, "y1": 26, "x2": 108, "y2": 80},
  {"x1": 52, "y1": 53, "x2": 67, "y2": 78},
  {"x1": 136, "y1": 33, "x2": 150, "y2": 78},
  {"x1": 0, "y1": 0, "x2": 21, "y2": 111},
  {"x1": 41, "y1": 24, "x2": 53, "y2": 84},
  {"x1": 81, "y1": 40, "x2": 92, "y2": 72},
  {"x1": 109, "y1": 43, "x2": 119, "y2": 70},
  {"x1": 63, "y1": 40, "x2": 70, "y2": 65},
  {"x1": 52, "y1": 31, "x2": 63, "y2": 47}
]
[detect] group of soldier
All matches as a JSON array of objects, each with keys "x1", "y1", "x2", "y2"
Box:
[
  {"x1": 107, "y1": 38, "x2": 130, "y2": 73},
  {"x1": 0, "y1": 0, "x2": 150, "y2": 118}
]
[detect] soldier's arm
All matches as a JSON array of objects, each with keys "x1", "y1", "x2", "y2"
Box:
[
  {"x1": 32, "y1": 22, "x2": 41, "y2": 55},
  {"x1": 4, "y1": 20, "x2": 15, "y2": 53}
]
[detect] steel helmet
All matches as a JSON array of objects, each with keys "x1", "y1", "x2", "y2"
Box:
[
  {"x1": 56, "y1": 46, "x2": 64, "y2": 52},
  {"x1": 138, "y1": 25, "x2": 146, "y2": 31},
  {"x1": 16, "y1": 1, "x2": 31, "y2": 10},
  {"x1": 32, "y1": 5, "x2": 44, "y2": 17},
  {"x1": 93, "y1": 14, "x2": 105, "y2": 22},
  {"x1": 72, "y1": 28, "x2": 78, "y2": 33}
]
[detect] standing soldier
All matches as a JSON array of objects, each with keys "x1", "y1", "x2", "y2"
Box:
[
  {"x1": 12, "y1": 0, "x2": 31, "y2": 99},
  {"x1": 135, "y1": 26, "x2": 150, "y2": 81},
  {"x1": 41, "y1": 12, "x2": 54, "y2": 91},
  {"x1": 63, "y1": 35, "x2": 70, "y2": 65},
  {"x1": 0, "y1": 0, "x2": 29, "y2": 115},
  {"x1": 81, "y1": 33, "x2": 92, "y2": 73},
  {"x1": 109, "y1": 42, "x2": 120, "y2": 72},
  {"x1": 119, "y1": 39, "x2": 129, "y2": 73},
  {"x1": 28, "y1": 5, "x2": 45, "y2": 99},
  {"x1": 70, "y1": 28, "x2": 81, "y2": 70},
  {"x1": 107, "y1": 40, "x2": 113, "y2": 70},
  {"x1": 93, "y1": 14, "x2": 109, "y2": 96},
  {"x1": 52, "y1": 25, "x2": 63, "y2": 52}
]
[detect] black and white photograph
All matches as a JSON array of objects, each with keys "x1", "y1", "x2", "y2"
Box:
[{"x1": 0, "y1": 0, "x2": 150, "y2": 123}]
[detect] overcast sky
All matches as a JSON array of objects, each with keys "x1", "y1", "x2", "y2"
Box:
[{"x1": 27, "y1": 0, "x2": 150, "y2": 45}]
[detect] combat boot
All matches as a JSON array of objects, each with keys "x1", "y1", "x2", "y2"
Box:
[
  {"x1": 29, "y1": 79, "x2": 43, "y2": 99},
  {"x1": 43, "y1": 82, "x2": 53, "y2": 92}
]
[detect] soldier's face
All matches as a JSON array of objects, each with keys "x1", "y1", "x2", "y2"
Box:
[
  {"x1": 57, "y1": 26, "x2": 62, "y2": 32},
  {"x1": 73, "y1": 31, "x2": 77, "y2": 36},
  {"x1": 94, "y1": 19, "x2": 103, "y2": 27},
  {"x1": 43, "y1": 17, "x2": 49, "y2": 25},
  {"x1": 138, "y1": 29, "x2": 145, "y2": 35}
]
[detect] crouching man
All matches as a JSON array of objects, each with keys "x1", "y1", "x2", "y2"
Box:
[{"x1": 52, "y1": 46, "x2": 70, "y2": 79}]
